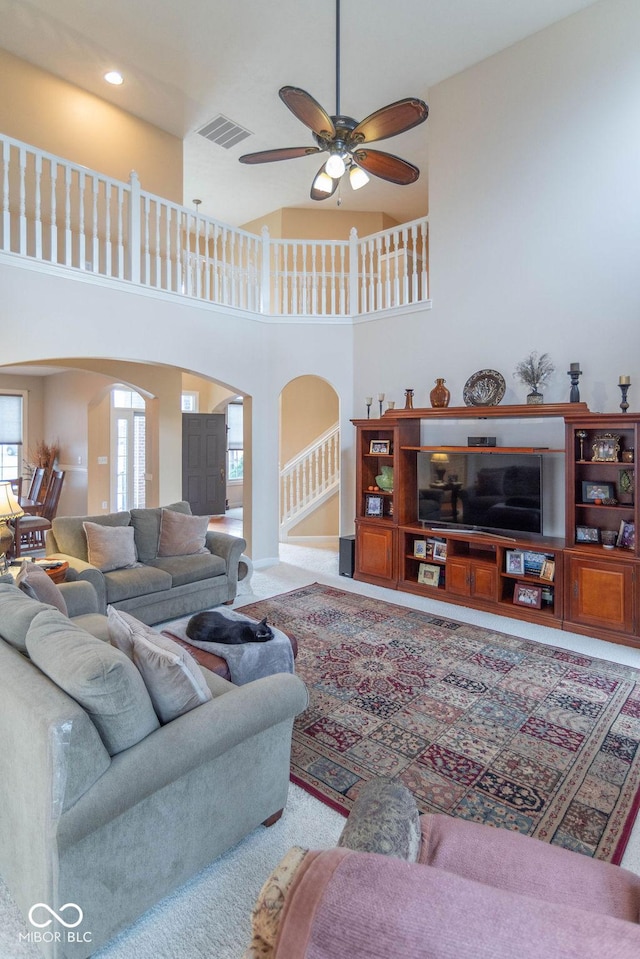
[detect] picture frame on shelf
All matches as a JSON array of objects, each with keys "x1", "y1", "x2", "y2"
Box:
[
  {"x1": 413, "y1": 539, "x2": 427, "y2": 558},
  {"x1": 591, "y1": 433, "x2": 620, "y2": 463},
  {"x1": 369, "y1": 440, "x2": 391, "y2": 455},
  {"x1": 618, "y1": 520, "x2": 635, "y2": 550},
  {"x1": 581, "y1": 481, "x2": 615, "y2": 503},
  {"x1": 432, "y1": 541, "x2": 447, "y2": 561},
  {"x1": 513, "y1": 582, "x2": 543, "y2": 609},
  {"x1": 523, "y1": 551, "x2": 545, "y2": 576},
  {"x1": 365, "y1": 494, "x2": 384, "y2": 517},
  {"x1": 505, "y1": 550, "x2": 525, "y2": 575},
  {"x1": 576, "y1": 525, "x2": 600, "y2": 543},
  {"x1": 540, "y1": 559, "x2": 556, "y2": 582},
  {"x1": 418, "y1": 563, "x2": 441, "y2": 587}
]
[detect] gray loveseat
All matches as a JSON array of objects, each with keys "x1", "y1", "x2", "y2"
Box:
[
  {"x1": 0, "y1": 581, "x2": 308, "y2": 959},
  {"x1": 45, "y1": 501, "x2": 246, "y2": 624}
]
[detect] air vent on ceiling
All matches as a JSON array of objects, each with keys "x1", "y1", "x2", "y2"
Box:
[{"x1": 196, "y1": 115, "x2": 251, "y2": 149}]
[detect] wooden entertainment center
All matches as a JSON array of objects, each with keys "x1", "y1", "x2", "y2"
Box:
[{"x1": 353, "y1": 404, "x2": 640, "y2": 649}]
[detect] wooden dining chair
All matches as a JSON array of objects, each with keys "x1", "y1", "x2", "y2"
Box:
[
  {"x1": 8, "y1": 477, "x2": 23, "y2": 499},
  {"x1": 12, "y1": 470, "x2": 65, "y2": 557},
  {"x1": 26, "y1": 467, "x2": 46, "y2": 504}
]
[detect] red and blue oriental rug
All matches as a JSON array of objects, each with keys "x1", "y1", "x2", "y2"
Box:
[{"x1": 238, "y1": 583, "x2": 640, "y2": 863}]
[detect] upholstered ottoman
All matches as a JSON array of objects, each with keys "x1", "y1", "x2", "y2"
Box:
[{"x1": 162, "y1": 606, "x2": 298, "y2": 684}]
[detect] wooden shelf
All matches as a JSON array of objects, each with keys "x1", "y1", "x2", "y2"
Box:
[
  {"x1": 385, "y1": 403, "x2": 590, "y2": 420},
  {"x1": 403, "y1": 445, "x2": 564, "y2": 454}
]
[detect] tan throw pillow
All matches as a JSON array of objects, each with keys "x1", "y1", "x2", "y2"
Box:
[
  {"x1": 16, "y1": 562, "x2": 68, "y2": 616},
  {"x1": 83, "y1": 521, "x2": 138, "y2": 572},
  {"x1": 157, "y1": 508, "x2": 210, "y2": 557},
  {"x1": 26, "y1": 608, "x2": 160, "y2": 756},
  {"x1": 107, "y1": 606, "x2": 212, "y2": 723}
]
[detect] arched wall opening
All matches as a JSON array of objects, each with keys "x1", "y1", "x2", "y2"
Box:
[
  {"x1": 0, "y1": 358, "x2": 255, "y2": 551},
  {"x1": 279, "y1": 375, "x2": 340, "y2": 546}
]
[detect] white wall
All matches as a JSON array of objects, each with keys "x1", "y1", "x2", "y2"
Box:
[{"x1": 354, "y1": 0, "x2": 640, "y2": 415}]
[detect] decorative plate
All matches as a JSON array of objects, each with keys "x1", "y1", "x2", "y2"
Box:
[{"x1": 463, "y1": 369, "x2": 506, "y2": 407}]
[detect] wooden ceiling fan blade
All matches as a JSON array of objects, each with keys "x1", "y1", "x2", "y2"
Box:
[
  {"x1": 353, "y1": 149, "x2": 420, "y2": 185},
  {"x1": 239, "y1": 146, "x2": 321, "y2": 164},
  {"x1": 310, "y1": 163, "x2": 340, "y2": 201},
  {"x1": 351, "y1": 98, "x2": 428, "y2": 144},
  {"x1": 279, "y1": 86, "x2": 336, "y2": 140}
]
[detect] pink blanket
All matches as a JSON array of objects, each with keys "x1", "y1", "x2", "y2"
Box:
[{"x1": 274, "y1": 844, "x2": 640, "y2": 958}]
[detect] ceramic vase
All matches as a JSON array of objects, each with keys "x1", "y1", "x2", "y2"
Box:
[
  {"x1": 430, "y1": 378, "x2": 451, "y2": 408},
  {"x1": 375, "y1": 466, "x2": 394, "y2": 491},
  {"x1": 527, "y1": 389, "x2": 544, "y2": 405}
]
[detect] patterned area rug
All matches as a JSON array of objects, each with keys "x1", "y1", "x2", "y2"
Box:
[{"x1": 237, "y1": 583, "x2": 640, "y2": 863}]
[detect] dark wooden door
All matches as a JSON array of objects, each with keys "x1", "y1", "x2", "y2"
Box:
[{"x1": 182, "y1": 413, "x2": 227, "y2": 516}]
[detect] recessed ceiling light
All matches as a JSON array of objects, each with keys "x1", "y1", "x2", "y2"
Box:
[{"x1": 104, "y1": 71, "x2": 124, "y2": 86}]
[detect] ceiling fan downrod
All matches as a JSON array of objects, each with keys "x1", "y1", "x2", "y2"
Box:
[{"x1": 335, "y1": 0, "x2": 341, "y2": 118}]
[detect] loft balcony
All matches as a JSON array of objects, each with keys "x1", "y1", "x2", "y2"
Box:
[{"x1": 1, "y1": 132, "x2": 430, "y2": 321}]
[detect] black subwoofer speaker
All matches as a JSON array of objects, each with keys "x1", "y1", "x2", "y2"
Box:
[{"x1": 339, "y1": 535, "x2": 356, "y2": 577}]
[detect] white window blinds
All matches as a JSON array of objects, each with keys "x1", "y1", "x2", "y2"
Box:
[
  {"x1": 227, "y1": 403, "x2": 243, "y2": 449},
  {"x1": 0, "y1": 395, "x2": 22, "y2": 445}
]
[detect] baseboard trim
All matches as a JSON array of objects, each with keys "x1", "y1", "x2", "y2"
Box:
[{"x1": 280, "y1": 536, "x2": 339, "y2": 549}]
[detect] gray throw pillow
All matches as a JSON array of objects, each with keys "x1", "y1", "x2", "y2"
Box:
[
  {"x1": 83, "y1": 521, "x2": 138, "y2": 572},
  {"x1": 0, "y1": 583, "x2": 54, "y2": 653},
  {"x1": 130, "y1": 502, "x2": 192, "y2": 563},
  {"x1": 16, "y1": 562, "x2": 68, "y2": 615},
  {"x1": 26, "y1": 608, "x2": 160, "y2": 755},
  {"x1": 157, "y1": 508, "x2": 210, "y2": 557},
  {"x1": 337, "y1": 778, "x2": 422, "y2": 861},
  {"x1": 107, "y1": 606, "x2": 212, "y2": 723}
]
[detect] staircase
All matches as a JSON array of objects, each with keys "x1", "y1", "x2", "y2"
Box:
[{"x1": 280, "y1": 424, "x2": 340, "y2": 541}]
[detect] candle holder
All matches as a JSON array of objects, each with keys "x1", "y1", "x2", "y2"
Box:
[
  {"x1": 576, "y1": 429, "x2": 587, "y2": 461},
  {"x1": 619, "y1": 382, "x2": 631, "y2": 414},
  {"x1": 365, "y1": 397, "x2": 372, "y2": 419},
  {"x1": 378, "y1": 393, "x2": 385, "y2": 417},
  {"x1": 567, "y1": 364, "x2": 582, "y2": 403},
  {"x1": 404, "y1": 389, "x2": 414, "y2": 410}
]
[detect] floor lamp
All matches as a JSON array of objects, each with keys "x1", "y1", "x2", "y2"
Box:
[{"x1": 0, "y1": 482, "x2": 24, "y2": 572}]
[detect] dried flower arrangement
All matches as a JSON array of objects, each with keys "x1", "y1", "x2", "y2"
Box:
[
  {"x1": 26, "y1": 440, "x2": 60, "y2": 490},
  {"x1": 514, "y1": 352, "x2": 555, "y2": 396}
]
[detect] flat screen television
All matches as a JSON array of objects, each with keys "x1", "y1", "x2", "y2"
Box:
[{"x1": 417, "y1": 450, "x2": 543, "y2": 537}]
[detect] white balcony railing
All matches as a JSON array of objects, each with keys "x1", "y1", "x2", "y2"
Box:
[{"x1": 1, "y1": 132, "x2": 429, "y2": 318}]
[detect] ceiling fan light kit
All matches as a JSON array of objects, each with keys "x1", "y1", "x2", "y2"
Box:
[{"x1": 239, "y1": 0, "x2": 428, "y2": 202}]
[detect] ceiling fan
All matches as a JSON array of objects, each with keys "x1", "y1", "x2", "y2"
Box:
[{"x1": 239, "y1": 0, "x2": 428, "y2": 201}]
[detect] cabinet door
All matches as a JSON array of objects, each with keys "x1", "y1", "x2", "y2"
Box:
[
  {"x1": 447, "y1": 557, "x2": 471, "y2": 596},
  {"x1": 355, "y1": 525, "x2": 395, "y2": 582},
  {"x1": 566, "y1": 556, "x2": 633, "y2": 633},
  {"x1": 447, "y1": 558, "x2": 497, "y2": 601},
  {"x1": 472, "y1": 564, "x2": 498, "y2": 602}
]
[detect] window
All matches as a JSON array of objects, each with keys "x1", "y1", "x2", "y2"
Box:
[
  {"x1": 112, "y1": 389, "x2": 146, "y2": 510},
  {"x1": 227, "y1": 401, "x2": 243, "y2": 481},
  {"x1": 0, "y1": 394, "x2": 23, "y2": 481},
  {"x1": 181, "y1": 392, "x2": 199, "y2": 412},
  {"x1": 112, "y1": 389, "x2": 145, "y2": 410}
]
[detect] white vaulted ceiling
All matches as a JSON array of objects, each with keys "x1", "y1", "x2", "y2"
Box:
[{"x1": 0, "y1": 0, "x2": 599, "y2": 226}]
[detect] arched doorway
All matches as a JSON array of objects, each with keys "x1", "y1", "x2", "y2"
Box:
[{"x1": 279, "y1": 376, "x2": 340, "y2": 545}]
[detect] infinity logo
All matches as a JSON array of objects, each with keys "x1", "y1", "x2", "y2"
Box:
[{"x1": 28, "y1": 903, "x2": 84, "y2": 929}]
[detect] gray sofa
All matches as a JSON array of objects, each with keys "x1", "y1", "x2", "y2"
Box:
[
  {"x1": 0, "y1": 581, "x2": 308, "y2": 959},
  {"x1": 45, "y1": 501, "x2": 246, "y2": 624}
]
